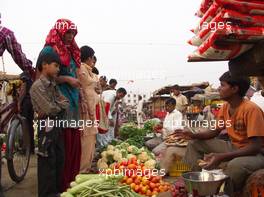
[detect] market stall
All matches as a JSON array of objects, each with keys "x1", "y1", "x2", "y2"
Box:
[{"x1": 187, "y1": 0, "x2": 264, "y2": 196}]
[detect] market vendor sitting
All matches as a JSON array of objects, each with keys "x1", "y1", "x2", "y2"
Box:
[
  {"x1": 174, "y1": 71, "x2": 264, "y2": 195},
  {"x1": 145, "y1": 98, "x2": 183, "y2": 156}
]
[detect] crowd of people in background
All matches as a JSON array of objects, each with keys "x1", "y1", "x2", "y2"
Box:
[{"x1": 1, "y1": 19, "x2": 127, "y2": 197}]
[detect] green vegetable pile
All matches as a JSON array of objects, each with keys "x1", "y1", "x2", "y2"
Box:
[
  {"x1": 119, "y1": 120, "x2": 159, "y2": 148},
  {"x1": 61, "y1": 174, "x2": 143, "y2": 197}
]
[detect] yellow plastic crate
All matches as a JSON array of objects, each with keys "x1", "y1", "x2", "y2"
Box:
[{"x1": 169, "y1": 160, "x2": 191, "y2": 177}]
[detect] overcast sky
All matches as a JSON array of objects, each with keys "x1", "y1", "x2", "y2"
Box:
[{"x1": 1, "y1": 0, "x2": 228, "y2": 95}]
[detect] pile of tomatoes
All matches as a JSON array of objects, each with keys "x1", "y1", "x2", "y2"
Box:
[
  {"x1": 121, "y1": 175, "x2": 171, "y2": 196},
  {"x1": 116, "y1": 158, "x2": 171, "y2": 196}
]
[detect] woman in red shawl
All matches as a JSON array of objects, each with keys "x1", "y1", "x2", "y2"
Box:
[{"x1": 38, "y1": 19, "x2": 81, "y2": 193}]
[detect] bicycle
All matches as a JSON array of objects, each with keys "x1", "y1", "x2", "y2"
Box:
[{"x1": 0, "y1": 75, "x2": 31, "y2": 188}]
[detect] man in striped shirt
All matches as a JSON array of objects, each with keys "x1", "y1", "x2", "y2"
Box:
[{"x1": 0, "y1": 25, "x2": 35, "y2": 77}]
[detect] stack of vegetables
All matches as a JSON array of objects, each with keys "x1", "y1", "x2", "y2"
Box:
[
  {"x1": 61, "y1": 174, "x2": 143, "y2": 197},
  {"x1": 118, "y1": 120, "x2": 159, "y2": 148},
  {"x1": 98, "y1": 156, "x2": 171, "y2": 197},
  {"x1": 119, "y1": 160, "x2": 171, "y2": 196},
  {"x1": 188, "y1": 0, "x2": 264, "y2": 61},
  {"x1": 97, "y1": 143, "x2": 157, "y2": 170}
]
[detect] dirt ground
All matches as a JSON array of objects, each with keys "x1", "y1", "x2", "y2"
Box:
[{"x1": 2, "y1": 155, "x2": 37, "y2": 197}]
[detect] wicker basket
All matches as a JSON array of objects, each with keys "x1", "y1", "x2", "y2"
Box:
[{"x1": 169, "y1": 160, "x2": 191, "y2": 177}]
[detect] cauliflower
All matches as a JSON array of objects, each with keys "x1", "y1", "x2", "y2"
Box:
[
  {"x1": 101, "y1": 156, "x2": 108, "y2": 163},
  {"x1": 127, "y1": 145, "x2": 136, "y2": 153},
  {"x1": 97, "y1": 159, "x2": 108, "y2": 169},
  {"x1": 101, "y1": 151, "x2": 107, "y2": 158},
  {"x1": 106, "y1": 150, "x2": 115, "y2": 156},
  {"x1": 139, "y1": 147, "x2": 145, "y2": 152},
  {"x1": 120, "y1": 149, "x2": 128, "y2": 158},
  {"x1": 107, "y1": 145, "x2": 115, "y2": 151},
  {"x1": 113, "y1": 151, "x2": 122, "y2": 161},
  {"x1": 138, "y1": 152, "x2": 149, "y2": 162},
  {"x1": 149, "y1": 152, "x2": 155, "y2": 159},
  {"x1": 120, "y1": 142, "x2": 130, "y2": 149},
  {"x1": 144, "y1": 159, "x2": 157, "y2": 169},
  {"x1": 127, "y1": 145, "x2": 141, "y2": 155},
  {"x1": 115, "y1": 145, "x2": 122, "y2": 150}
]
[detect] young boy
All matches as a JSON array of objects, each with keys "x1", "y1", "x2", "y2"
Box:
[
  {"x1": 145, "y1": 98, "x2": 183, "y2": 156},
  {"x1": 30, "y1": 52, "x2": 69, "y2": 197},
  {"x1": 176, "y1": 71, "x2": 264, "y2": 195}
]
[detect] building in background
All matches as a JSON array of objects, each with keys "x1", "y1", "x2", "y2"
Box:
[
  {"x1": 123, "y1": 91, "x2": 148, "y2": 106},
  {"x1": 122, "y1": 91, "x2": 150, "y2": 122}
]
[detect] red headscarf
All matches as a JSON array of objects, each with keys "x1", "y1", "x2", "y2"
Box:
[{"x1": 45, "y1": 19, "x2": 81, "y2": 67}]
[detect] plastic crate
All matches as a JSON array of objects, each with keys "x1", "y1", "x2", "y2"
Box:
[{"x1": 169, "y1": 160, "x2": 191, "y2": 177}]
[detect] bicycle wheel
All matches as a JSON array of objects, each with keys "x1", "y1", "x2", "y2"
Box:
[{"x1": 6, "y1": 115, "x2": 30, "y2": 183}]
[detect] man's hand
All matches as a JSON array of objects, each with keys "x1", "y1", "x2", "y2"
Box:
[
  {"x1": 174, "y1": 129, "x2": 194, "y2": 140},
  {"x1": 203, "y1": 153, "x2": 224, "y2": 170}
]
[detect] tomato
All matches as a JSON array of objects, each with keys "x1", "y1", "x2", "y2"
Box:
[
  {"x1": 163, "y1": 185, "x2": 169, "y2": 191},
  {"x1": 128, "y1": 164, "x2": 136, "y2": 170},
  {"x1": 130, "y1": 183, "x2": 136, "y2": 190},
  {"x1": 146, "y1": 190, "x2": 152, "y2": 196},
  {"x1": 156, "y1": 176, "x2": 162, "y2": 181},
  {"x1": 131, "y1": 174, "x2": 137, "y2": 180},
  {"x1": 151, "y1": 177, "x2": 158, "y2": 183},
  {"x1": 121, "y1": 161, "x2": 128, "y2": 166},
  {"x1": 141, "y1": 186, "x2": 147, "y2": 194},
  {"x1": 139, "y1": 183, "x2": 145, "y2": 192},
  {"x1": 134, "y1": 178, "x2": 141, "y2": 185},
  {"x1": 152, "y1": 191, "x2": 159, "y2": 195},
  {"x1": 126, "y1": 178, "x2": 133, "y2": 185},
  {"x1": 149, "y1": 182, "x2": 156, "y2": 190},
  {"x1": 153, "y1": 188, "x2": 160, "y2": 193},
  {"x1": 125, "y1": 169, "x2": 134, "y2": 177},
  {"x1": 119, "y1": 165, "x2": 125, "y2": 170},
  {"x1": 131, "y1": 157, "x2": 137, "y2": 164},
  {"x1": 115, "y1": 163, "x2": 120, "y2": 169},
  {"x1": 122, "y1": 176, "x2": 128, "y2": 181},
  {"x1": 142, "y1": 179, "x2": 149, "y2": 186},
  {"x1": 159, "y1": 186, "x2": 165, "y2": 193},
  {"x1": 134, "y1": 185, "x2": 139, "y2": 192}
]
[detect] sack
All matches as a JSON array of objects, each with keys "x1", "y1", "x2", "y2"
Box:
[
  {"x1": 196, "y1": 0, "x2": 214, "y2": 18},
  {"x1": 189, "y1": 9, "x2": 264, "y2": 46},
  {"x1": 96, "y1": 99, "x2": 110, "y2": 134}
]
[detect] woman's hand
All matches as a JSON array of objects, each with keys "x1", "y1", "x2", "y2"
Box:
[
  {"x1": 67, "y1": 77, "x2": 81, "y2": 88},
  {"x1": 80, "y1": 102, "x2": 87, "y2": 114}
]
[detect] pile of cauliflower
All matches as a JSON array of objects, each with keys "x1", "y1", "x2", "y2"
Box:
[{"x1": 97, "y1": 142, "x2": 157, "y2": 170}]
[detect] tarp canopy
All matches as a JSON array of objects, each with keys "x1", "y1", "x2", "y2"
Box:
[{"x1": 153, "y1": 82, "x2": 210, "y2": 96}]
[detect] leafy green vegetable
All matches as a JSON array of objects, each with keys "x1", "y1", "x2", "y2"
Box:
[{"x1": 143, "y1": 119, "x2": 159, "y2": 133}]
